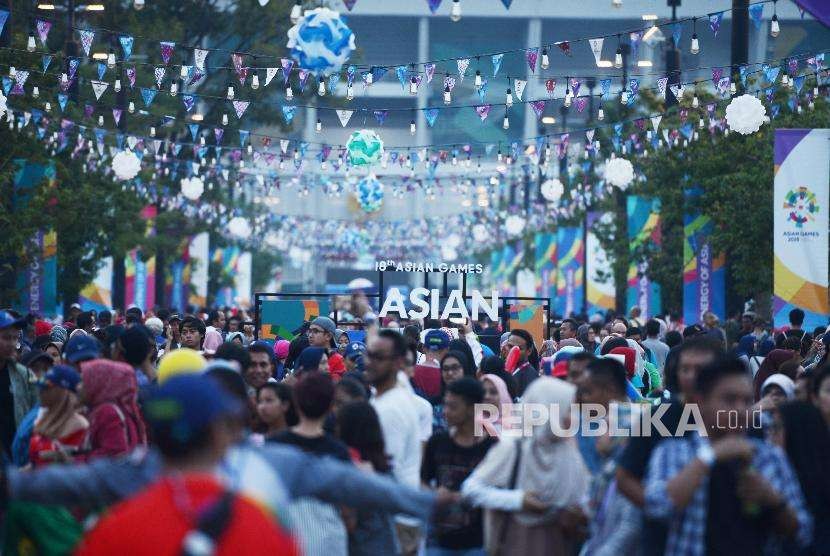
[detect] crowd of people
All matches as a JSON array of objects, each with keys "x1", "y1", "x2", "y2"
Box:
[{"x1": 0, "y1": 300, "x2": 828, "y2": 555}]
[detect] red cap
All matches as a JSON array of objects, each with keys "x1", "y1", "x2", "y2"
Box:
[{"x1": 34, "y1": 320, "x2": 53, "y2": 337}]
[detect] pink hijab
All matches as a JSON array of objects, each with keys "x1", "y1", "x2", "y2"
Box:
[{"x1": 481, "y1": 374, "x2": 513, "y2": 436}]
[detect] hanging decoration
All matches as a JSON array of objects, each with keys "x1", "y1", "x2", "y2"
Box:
[
  {"x1": 346, "y1": 129, "x2": 384, "y2": 166},
  {"x1": 286, "y1": 8, "x2": 356, "y2": 76},
  {"x1": 472, "y1": 224, "x2": 489, "y2": 243},
  {"x1": 604, "y1": 157, "x2": 635, "y2": 189},
  {"x1": 354, "y1": 174, "x2": 384, "y2": 213},
  {"x1": 0, "y1": 90, "x2": 6, "y2": 119},
  {"x1": 228, "y1": 216, "x2": 253, "y2": 239},
  {"x1": 505, "y1": 214, "x2": 526, "y2": 236},
  {"x1": 111, "y1": 150, "x2": 142, "y2": 180},
  {"x1": 540, "y1": 178, "x2": 565, "y2": 201},
  {"x1": 180, "y1": 176, "x2": 204, "y2": 200},
  {"x1": 724, "y1": 93, "x2": 767, "y2": 135}
]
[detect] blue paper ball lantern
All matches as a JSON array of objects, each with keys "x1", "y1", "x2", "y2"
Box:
[
  {"x1": 354, "y1": 174, "x2": 384, "y2": 213},
  {"x1": 286, "y1": 8, "x2": 356, "y2": 76}
]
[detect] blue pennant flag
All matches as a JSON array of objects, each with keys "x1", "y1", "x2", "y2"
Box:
[
  {"x1": 611, "y1": 136, "x2": 621, "y2": 151},
  {"x1": 748, "y1": 3, "x2": 764, "y2": 30},
  {"x1": 371, "y1": 66, "x2": 388, "y2": 83},
  {"x1": 764, "y1": 65, "x2": 781, "y2": 84},
  {"x1": 189, "y1": 124, "x2": 199, "y2": 141},
  {"x1": 36, "y1": 127, "x2": 46, "y2": 140},
  {"x1": 787, "y1": 97, "x2": 796, "y2": 112},
  {"x1": 97, "y1": 62, "x2": 107, "y2": 80},
  {"x1": 327, "y1": 73, "x2": 339, "y2": 95},
  {"x1": 492, "y1": 54, "x2": 503, "y2": 77},
  {"x1": 395, "y1": 66, "x2": 407, "y2": 91},
  {"x1": 1, "y1": 76, "x2": 11, "y2": 95},
  {"x1": 239, "y1": 129, "x2": 250, "y2": 146},
  {"x1": 477, "y1": 79, "x2": 488, "y2": 103},
  {"x1": 373, "y1": 110, "x2": 388, "y2": 125},
  {"x1": 613, "y1": 123, "x2": 623, "y2": 136},
  {"x1": 680, "y1": 123, "x2": 694, "y2": 139},
  {"x1": 739, "y1": 64, "x2": 749, "y2": 86},
  {"x1": 94, "y1": 128, "x2": 106, "y2": 144},
  {"x1": 299, "y1": 142, "x2": 309, "y2": 156},
  {"x1": 281, "y1": 105, "x2": 297, "y2": 124},
  {"x1": 181, "y1": 94, "x2": 195, "y2": 112},
  {"x1": 116, "y1": 133, "x2": 124, "y2": 149},
  {"x1": 31, "y1": 109, "x2": 42, "y2": 125},
  {"x1": 57, "y1": 93, "x2": 68, "y2": 111},
  {"x1": 0, "y1": 10, "x2": 8, "y2": 37},
  {"x1": 140, "y1": 87, "x2": 157, "y2": 107},
  {"x1": 793, "y1": 75, "x2": 805, "y2": 93},
  {"x1": 119, "y1": 35, "x2": 134, "y2": 60},
  {"x1": 670, "y1": 22, "x2": 682, "y2": 47},
  {"x1": 41, "y1": 55, "x2": 52, "y2": 73},
  {"x1": 600, "y1": 78, "x2": 611, "y2": 99},
  {"x1": 771, "y1": 103, "x2": 780, "y2": 118},
  {"x1": 424, "y1": 108, "x2": 439, "y2": 127},
  {"x1": 173, "y1": 144, "x2": 182, "y2": 156}
]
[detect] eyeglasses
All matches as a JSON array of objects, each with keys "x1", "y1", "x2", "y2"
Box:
[
  {"x1": 307, "y1": 327, "x2": 326, "y2": 335},
  {"x1": 366, "y1": 350, "x2": 395, "y2": 361},
  {"x1": 442, "y1": 363, "x2": 463, "y2": 373}
]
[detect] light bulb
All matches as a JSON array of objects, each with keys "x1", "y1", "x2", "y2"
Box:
[
  {"x1": 222, "y1": 113, "x2": 229, "y2": 126},
  {"x1": 27, "y1": 33, "x2": 36, "y2": 52},
  {"x1": 730, "y1": 81, "x2": 737, "y2": 94},
  {"x1": 366, "y1": 72, "x2": 373, "y2": 85},
  {"x1": 410, "y1": 119, "x2": 416, "y2": 135},
  {"x1": 170, "y1": 81, "x2": 178, "y2": 95},
  {"x1": 180, "y1": 65, "x2": 188, "y2": 78},
  {"x1": 315, "y1": 118, "x2": 322, "y2": 132},
  {"x1": 32, "y1": 86, "x2": 39, "y2": 98},
  {"x1": 699, "y1": 118, "x2": 705, "y2": 128},
  {"x1": 614, "y1": 47, "x2": 623, "y2": 68},
  {"x1": 45, "y1": 101, "x2": 51, "y2": 111},
  {"x1": 346, "y1": 84, "x2": 354, "y2": 100},
  {"x1": 290, "y1": 1, "x2": 302, "y2": 24},
  {"x1": 60, "y1": 72, "x2": 67, "y2": 85},
  {"x1": 612, "y1": 0, "x2": 622, "y2": 7},
  {"x1": 226, "y1": 85, "x2": 235, "y2": 100},
  {"x1": 814, "y1": 86, "x2": 819, "y2": 96},
  {"x1": 134, "y1": 0, "x2": 145, "y2": 9},
  {"x1": 809, "y1": 99, "x2": 815, "y2": 110},
  {"x1": 497, "y1": 150, "x2": 503, "y2": 162},
  {"x1": 505, "y1": 88, "x2": 513, "y2": 107},
  {"x1": 443, "y1": 85, "x2": 452, "y2": 105},
  {"x1": 450, "y1": 0, "x2": 461, "y2": 22},
  {"x1": 317, "y1": 80, "x2": 326, "y2": 96},
  {"x1": 541, "y1": 48, "x2": 549, "y2": 70},
  {"x1": 293, "y1": 149, "x2": 300, "y2": 160},
  {"x1": 474, "y1": 70, "x2": 482, "y2": 88},
  {"x1": 770, "y1": 15, "x2": 780, "y2": 38},
  {"x1": 598, "y1": 107, "x2": 604, "y2": 120},
  {"x1": 107, "y1": 50, "x2": 116, "y2": 68},
  {"x1": 9, "y1": 67, "x2": 15, "y2": 77},
  {"x1": 98, "y1": 115, "x2": 104, "y2": 126},
  {"x1": 782, "y1": 74, "x2": 789, "y2": 86},
  {"x1": 690, "y1": 34, "x2": 699, "y2": 55},
  {"x1": 247, "y1": 144, "x2": 253, "y2": 154},
  {"x1": 502, "y1": 114, "x2": 509, "y2": 129},
  {"x1": 150, "y1": 126, "x2": 156, "y2": 137},
  {"x1": 620, "y1": 90, "x2": 629, "y2": 104},
  {"x1": 564, "y1": 89, "x2": 572, "y2": 107},
  {"x1": 128, "y1": 101, "x2": 135, "y2": 113},
  {"x1": 409, "y1": 76, "x2": 418, "y2": 95},
  {"x1": 452, "y1": 155, "x2": 458, "y2": 165},
  {"x1": 692, "y1": 95, "x2": 699, "y2": 107},
  {"x1": 286, "y1": 85, "x2": 294, "y2": 100},
  {"x1": 114, "y1": 79, "x2": 121, "y2": 92},
  {"x1": 200, "y1": 136, "x2": 205, "y2": 145},
  {"x1": 251, "y1": 74, "x2": 260, "y2": 89}
]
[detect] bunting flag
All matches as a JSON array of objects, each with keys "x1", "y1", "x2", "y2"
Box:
[
  {"x1": 346, "y1": 65, "x2": 357, "y2": 85},
  {"x1": 298, "y1": 69, "x2": 310, "y2": 91},
  {"x1": 764, "y1": 65, "x2": 781, "y2": 84},
  {"x1": 371, "y1": 66, "x2": 388, "y2": 83},
  {"x1": 239, "y1": 129, "x2": 250, "y2": 146},
  {"x1": 629, "y1": 31, "x2": 643, "y2": 60},
  {"x1": 575, "y1": 97, "x2": 588, "y2": 113},
  {"x1": 526, "y1": 48, "x2": 539, "y2": 73},
  {"x1": 343, "y1": 0, "x2": 357, "y2": 10},
  {"x1": 373, "y1": 110, "x2": 388, "y2": 125},
  {"x1": 457, "y1": 58, "x2": 470, "y2": 81},
  {"x1": 709, "y1": 12, "x2": 723, "y2": 36},
  {"x1": 0, "y1": 10, "x2": 8, "y2": 37},
  {"x1": 443, "y1": 76, "x2": 456, "y2": 91},
  {"x1": 600, "y1": 78, "x2": 611, "y2": 98},
  {"x1": 90, "y1": 80, "x2": 108, "y2": 100},
  {"x1": 41, "y1": 55, "x2": 52, "y2": 73},
  {"x1": 712, "y1": 67, "x2": 723, "y2": 85},
  {"x1": 650, "y1": 114, "x2": 662, "y2": 131},
  {"x1": 395, "y1": 66, "x2": 407, "y2": 90},
  {"x1": 126, "y1": 67, "x2": 137, "y2": 88},
  {"x1": 545, "y1": 79, "x2": 556, "y2": 96},
  {"x1": 194, "y1": 48, "x2": 208, "y2": 70},
  {"x1": 281, "y1": 105, "x2": 297, "y2": 124},
  {"x1": 181, "y1": 94, "x2": 196, "y2": 112},
  {"x1": 280, "y1": 59, "x2": 294, "y2": 85},
  {"x1": 214, "y1": 128, "x2": 224, "y2": 144},
  {"x1": 749, "y1": 3, "x2": 764, "y2": 29},
  {"x1": 36, "y1": 20, "x2": 51, "y2": 45},
  {"x1": 154, "y1": 67, "x2": 165, "y2": 88},
  {"x1": 569, "y1": 78, "x2": 581, "y2": 97},
  {"x1": 514, "y1": 79, "x2": 527, "y2": 100},
  {"x1": 427, "y1": 0, "x2": 441, "y2": 14},
  {"x1": 119, "y1": 35, "x2": 134, "y2": 60},
  {"x1": 336, "y1": 109, "x2": 353, "y2": 127},
  {"x1": 669, "y1": 83, "x2": 684, "y2": 101},
  {"x1": 57, "y1": 93, "x2": 68, "y2": 112},
  {"x1": 424, "y1": 108, "x2": 439, "y2": 127},
  {"x1": 140, "y1": 87, "x2": 157, "y2": 107},
  {"x1": 78, "y1": 30, "x2": 95, "y2": 56},
  {"x1": 477, "y1": 79, "x2": 488, "y2": 102},
  {"x1": 112, "y1": 107, "x2": 122, "y2": 125},
  {"x1": 160, "y1": 41, "x2": 175, "y2": 64},
  {"x1": 424, "y1": 63, "x2": 436, "y2": 83},
  {"x1": 265, "y1": 67, "x2": 279, "y2": 87},
  {"x1": 657, "y1": 76, "x2": 669, "y2": 98},
  {"x1": 475, "y1": 104, "x2": 492, "y2": 121},
  {"x1": 501, "y1": 0, "x2": 513, "y2": 7},
  {"x1": 670, "y1": 22, "x2": 681, "y2": 47},
  {"x1": 11, "y1": 71, "x2": 29, "y2": 95},
  {"x1": 232, "y1": 100, "x2": 249, "y2": 119},
  {"x1": 588, "y1": 38, "x2": 604, "y2": 66},
  {"x1": 97, "y1": 62, "x2": 106, "y2": 80},
  {"x1": 68, "y1": 58, "x2": 80, "y2": 79},
  {"x1": 188, "y1": 124, "x2": 199, "y2": 141},
  {"x1": 491, "y1": 54, "x2": 503, "y2": 77},
  {"x1": 530, "y1": 100, "x2": 545, "y2": 118},
  {"x1": 557, "y1": 41, "x2": 571, "y2": 56}
]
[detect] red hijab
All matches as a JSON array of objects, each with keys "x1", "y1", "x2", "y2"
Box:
[
  {"x1": 80, "y1": 359, "x2": 147, "y2": 449},
  {"x1": 609, "y1": 347, "x2": 637, "y2": 379}
]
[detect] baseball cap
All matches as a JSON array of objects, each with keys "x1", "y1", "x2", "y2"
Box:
[
  {"x1": 157, "y1": 348, "x2": 207, "y2": 384},
  {"x1": 63, "y1": 334, "x2": 102, "y2": 363},
  {"x1": 21, "y1": 350, "x2": 53, "y2": 369},
  {"x1": 344, "y1": 341, "x2": 367, "y2": 360},
  {"x1": 310, "y1": 316, "x2": 336, "y2": 336},
  {"x1": 0, "y1": 310, "x2": 25, "y2": 330},
  {"x1": 143, "y1": 375, "x2": 241, "y2": 441},
  {"x1": 39, "y1": 364, "x2": 81, "y2": 392},
  {"x1": 424, "y1": 329, "x2": 450, "y2": 351}
]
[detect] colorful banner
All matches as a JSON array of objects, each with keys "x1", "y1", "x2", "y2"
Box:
[
  {"x1": 508, "y1": 301, "x2": 546, "y2": 345},
  {"x1": 773, "y1": 129, "x2": 830, "y2": 329},
  {"x1": 626, "y1": 196, "x2": 662, "y2": 319},
  {"x1": 188, "y1": 232, "x2": 209, "y2": 309},
  {"x1": 79, "y1": 256, "x2": 113, "y2": 312},
  {"x1": 556, "y1": 227, "x2": 585, "y2": 318},
  {"x1": 124, "y1": 206, "x2": 157, "y2": 311},
  {"x1": 234, "y1": 251, "x2": 253, "y2": 308},
  {"x1": 12, "y1": 161, "x2": 58, "y2": 316},
  {"x1": 586, "y1": 212, "x2": 616, "y2": 317},
  {"x1": 259, "y1": 299, "x2": 331, "y2": 340},
  {"x1": 489, "y1": 250, "x2": 502, "y2": 291},
  {"x1": 212, "y1": 246, "x2": 240, "y2": 307},
  {"x1": 534, "y1": 232, "x2": 557, "y2": 301},
  {"x1": 683, "y1": 187, "x2": 726, "y2": 325}
]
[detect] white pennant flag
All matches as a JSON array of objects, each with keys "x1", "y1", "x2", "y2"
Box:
[
  {"x1": 222, "y1": 169, "x2": 230, "y2": 180},
  {"x1": 280, "y1": 139, "x2": 289, "y2": 154},
  {"x1": 23, "y1": 112, "x2": 31, "y2": 127},
  {"x1": 127, "y1": 136, "x2": 138, "y2": 150},
  {"x1": 97, "y1": 142, "x2": 105, "y2": 156},
  {"x1": 153, "y1": 139, "x2": 162, "y2": 154},
  {"x1": 656, "y1": 77, "x2": 669, "y2": 98},
  {"x1": 588, "y1": 38, "x2": 604, "y2": 66},
  {"x1": 585, "y1": 129, "x2": 595, "y2": 142},
  {"x1": 91, "y1": 80, "x2": 109, "y2": 100},
  {"x1": 650, "y1": 115, "x2": 662, "y2": 131},
  {"x1": 265, "y1": 67, "x2": 278, "y2": 87},
  {"x1": 336, "y1": 109, "x2": 353, "y2": 127},
  {"x1": 514, "y1": 79, "x2": 527, "y2": 100},
  {"x1": 669, "y1": 84, "x2": 684, "y2": 101},
  {"x1": 194, "y1": 49, "x2": 209, "y2": 71},
  {"x1": 191, "y1": 162, "x2": 200, "y2": 174},
  {"x1": 662, "y1": 128, "x2": 671, "y2": 146}
]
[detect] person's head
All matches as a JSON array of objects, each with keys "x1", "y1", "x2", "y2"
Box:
[
  {"x1": 334, "y1": 376, "x2": 369, "y2": 410},
  {"x1": 76, "y1": 311, "x2": 95, "y2": 332},
  {"x1": 626, "y1": 327, "x2": 642, "y2": 342},
  {"x1": 441, "y1": 350, "x2": 469, "y2": 387},
  {"x1": 629, "y1": 306, "x2": 641, "y2": 318},
  {"x1": 307, "y1": 316, "x2": 336, "y2": 349},
  {"x1": 214, "y1": 341, "x2": 251, "y2": 372},
  {"x1": 256, "y1": 382, "x2": 293, "y2": 430},
  {"x1": 336, "y1": 401, "x2": 390, "y2": 473},
  {"x1": 444, "y1": 376, "x2": 484, "y2": 428},
  {"x1": 611, "y1": 321, "x2": 628, "y2": 337},
  {"x1": 295, "y1": 346, "x2": 329, "y2": 375},
  {"x1": 761, "y1": 373, "x2": 795, "y2": 407},
  {"x1": 645, "y1": 319, "x2": 661, "y2": 339},
  {"x1": 21, "y1": 350, "x2": 54, "y2": 378},
  {"x1": 37, "y1": 364, "x2": 81, "y2": 409},
  {"x1": 811, "y1": 365, "x2": 830, "y2": 425},
  {"x1": 273, "y1": 339, "x2": 291, "y2": 362},
  {"x1": 560, "y1": 319, "x2": 577, "y2": 340},
  {"x1": 117, "y1": 325, "x2": 153, "y2": 367},
  {"x1": 481, "y1": 373, "x2": 510, "y2": 408},
  {"x1": 694, "y1": 356, "x2": 752, "y2": 437},
  {"x1": 77, "y1": 359, "x2": 138, "y2": 407},
  {"x1": 97, "y1": 310, "x2": 112, "y2": 327},
  {"x1": 45, "y1": 342, "x2": 62, "y2": 365},
  {"x1": 227, "y1": 315, "x2": 241, "y2": 333},
  {"x1": 63, "y1": 334, "x2": 102, "y2": 368},
  {"x1": 667, "y1": 336, "x2": 723, "y2": 398},
  {"x1": 567, "y1": 351, "x2": 595, "y2": 385},
  {"x1": 702, "y1": 311, "x2": 718, "y2": 329},
  {"x1": 157, "y1": 348, "x2": 207, "y2": 383},
  {"x1": 144, "y1": 375, "x2": 239, "y2": 466},
  {"x1": 124, "y1": 307, "x2": 143, "y2": 328},
  {"x1": 578, "y1": 357, "x2": 628, "y2": 408},
  {"x1": 179, "y1": 316, "x2": 206, "y2": 350},
  {"x1": 343, "y1": 341, "x2": 367, "y2": 373},
  {"x1": 0, "y1": 311, "x2": 25, "y2": 360},
  {"x1": 424, "y1": 329, "x2": 450, "y2": 360},
  {"x1": 207, "y1": 309, "x2": 226, "y2": 330},
  {"x1": 246, "y1": 342, "x2": 275, "y2": 389},
  {"x1": 292, "y1": 371, "x2": 334, "y2": 422},
  {"x1": 335, "y1": 329, "x2": 350, "y2": 352},
  {"x1": 664, "y1": 330, "x2": 682, "y2": 349},
  {"x1": 507, "y1": 329, "x2": 534, "y2": 364},
  {"x1": 789, "y1": 308, "x2": 805, "y2": 328},
  {"x1": 365, "y1": 329, "x2": 407, "y2": 388},
  {"x1": 144, "y1": 317, "x2": 163, "y2": 338}
]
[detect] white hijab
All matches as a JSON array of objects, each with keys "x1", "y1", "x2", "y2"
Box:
[{"x1": 470, "y1": 377, "x2": 589, "y2": 526}]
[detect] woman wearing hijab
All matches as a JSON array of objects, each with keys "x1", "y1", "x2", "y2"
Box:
[
  {"x1": 759, "y1": 373, "x2": 796, "y2": 409},
  {"x1": 735, "y1": 334, "x2": 758, "y2": 375},
  {"x1": 480, "y1": 374, "x2": 513, "y2": 437},
  {"x1": 478, "y1": 356, "x2": 517, "y2": 401},
  {"x1": 294, "y1": 346, "x2": 329, "y2": 376},
  {"x1": 576, "y1": 324, "x2": 597, "y2": 354},
  {"x1": 202, "y1": 328, "x2": 223, "y2": 356},
  {"x1": 78, "y1": 359, "x2": 147, "y2": 459},
  {"x1": 753, "y1": 348, "x2": 800, "y2": 401},
  {"x1": 29, "y1": 366, "x2": 88, "y2": 467},
  {"x1": 448, "y1": 339, "x2": 477, "y2": 377},
  {"x1": 461, "y1": 377, "x2": 589, "y2": 556}
]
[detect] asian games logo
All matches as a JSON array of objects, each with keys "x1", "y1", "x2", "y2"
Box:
[{"x1": 783, "y1": 186, "x2": 819, "y2": 228}]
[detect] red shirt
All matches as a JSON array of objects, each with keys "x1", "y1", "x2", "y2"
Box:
[
  {"x1": 413, "y1": 365, "x2": 442, "y2": 400},
  {"x1": 74, "y1": 474, "x2": 297, "y2": 556},
  {"x1": 29, "y1": 427, "x2": 86, "y2": 468},
  {"x1": 328, "y1": 352, "x2": 346, "y2": 381}
]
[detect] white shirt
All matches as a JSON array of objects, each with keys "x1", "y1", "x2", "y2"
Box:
[{"x1": 371, "y1": 384, "x2": 422, "y2": 490}]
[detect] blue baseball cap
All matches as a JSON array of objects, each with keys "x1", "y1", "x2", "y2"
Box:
[
  {"x1": 0, "y1": 310, "x2": 25, "y2": 330},
  {"x1": 63, "y1": 334, "x2": 102, "y2": 364},
  {"x1": 143, "y1": 375, "x2": 241, "y2": 440},
  {"x1": 424, "y1": 329, "x2": 450, "y2": 351},
  {"x1": 344, "y1": 341, "x2": 367, "y2": 360},
  {"x1": 39, "y1": 364, "x2": 81, "y2": 392}
]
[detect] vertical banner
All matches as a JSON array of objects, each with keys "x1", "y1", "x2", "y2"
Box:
[
  {"x1": 626, "y1": 196, "x2": 662, "y2": 319},
  {"x1": 124, "y1": 206, "x2": 157, "y2": 311},
  {"x1": 515, "y1": 268, "x2": 536, "y2": 297},
  {"x1": 79, "y1": 256, "x2": 113, "y2": 312},
  {"x1": 234, "y1": 251, "x2": 253, "y2": 308},
  {"x1": 12, "y1": 161, "x2": 58, "y2": 316},
  {"x1": 683, "y1": 187, "x2": 726, "y2": 324},
  {"x1": 500, "y1": 244, "x2": 514, "y2": 296},
  {"x1": 586, "y1": 212, "x2": 616, "y2": 317},
  {"x1": 773, "y1": 129, "x2": 830, "y2": 329},
  {"x1": 556, "y1": 227, "x2": 585, "y2": 318},
  {"x1": 188, "y1": 232, "x2": 209, "y2": 309},
  {"x1": 534, "y1": 232, "x2": 556, "y2": 300},
  {"x1": 509, "y1": 301, "x2": 546, "y2": 344},
  {"x1": 489, "y1": 249, "x2": 502, "y2": 291}
]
